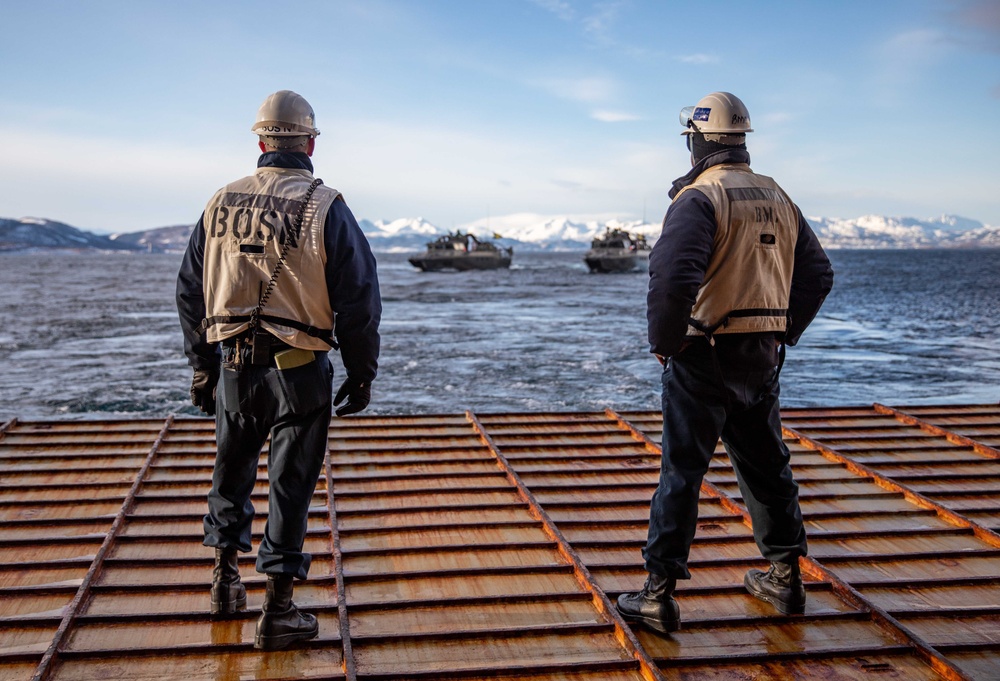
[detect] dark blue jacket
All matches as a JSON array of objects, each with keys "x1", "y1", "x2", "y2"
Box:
[
  {"x1": 647, "y1": 148, "x2": 834, "y2": 358},
  {"x1": 176, "y1": 152, "x2": 382, "y2": 382}
]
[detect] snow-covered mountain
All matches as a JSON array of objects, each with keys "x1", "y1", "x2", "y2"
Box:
[
  {"x1": 109, "y1": 224, "x2": 194, "y2": 252},
  {"x1": 362, "y1": 213, "x2": 1000, "y2": 251},
  {"x1": 0, "y1": 217, "x2": 137, "y2": 252},
  {"x1": 359, "y1": 217, "x2": 445, "y2": 252},
  {"x1": 362, "y1": 214, "x2": 662, "y2": 252},
  {"x1": 1, "y1": 213, "x2": 998, "y2": 253},
  {"x1": 805, "y1": 214, "x2": 1000, "y2": 249}
]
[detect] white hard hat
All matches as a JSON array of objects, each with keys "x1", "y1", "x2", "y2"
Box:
[
  {"x1": 251, "y1": 90, "x2": 320, "y2": 137},
  {"x1": 679, "y1": 92, "x2": 753, "y2": 136}
]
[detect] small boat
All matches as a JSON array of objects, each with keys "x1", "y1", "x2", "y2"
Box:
[
  {"x1": 584, "y1": 228, "x2": 651, "y2": 273},
  {"x1": 409, "y1": 231, "x2": 513, "y2": 271}
]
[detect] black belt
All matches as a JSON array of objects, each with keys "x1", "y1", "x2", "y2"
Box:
[
  {"x1": 221, "y1": 334, "x2": 296, "y2": 368},
  {"x1": 222, "y1": 335, "x2": 292, "y2": 354}
]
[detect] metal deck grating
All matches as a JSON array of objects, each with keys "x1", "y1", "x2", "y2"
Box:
[{"x1": 1, "y1": 404, "x2": 998, "y2": 680}]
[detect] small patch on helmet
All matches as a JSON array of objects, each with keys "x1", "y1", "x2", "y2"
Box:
[{"x1": 693, "y1": 107, "x2": 711, "y2": 122}]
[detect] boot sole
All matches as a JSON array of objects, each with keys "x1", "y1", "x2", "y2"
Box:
[
  {"x1": 744, "y1": 574, "x2": 805, "y2": 615},
  {"x1": 617, "y1": 608, "x2": 680, "y2": 635},
  {"x1": 254, "y1": 624, "x2": 319, "y2": 651},
  {"x1": 211, "y1": 595, "x2": 247, "y2": 615}
]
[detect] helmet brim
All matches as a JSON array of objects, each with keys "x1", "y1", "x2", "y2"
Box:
[{"x1": 251, "y1": 121, "x2": 320, "y2": 137}]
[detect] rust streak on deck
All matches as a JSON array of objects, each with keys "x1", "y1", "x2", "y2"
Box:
[
  {"x1": 613, "y1": 409, "x2": 973, "y2": 680},
  {"x1": 2, "y1": 404, "x2": 999, "y2": 680},
  {"x1": 467, "y1": 410, "x2": 665, "y2": 681},
  {"x1": 874, "y1": 403, "x2": 1000, "y2": 460}
]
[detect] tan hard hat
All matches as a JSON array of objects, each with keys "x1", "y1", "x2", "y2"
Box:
[
  {"x1": 251, "y1": 90, "x2": 320, "y2": 137},
  {"x1": 679, "y1": 92, "x2": 753, "y2": 136}
]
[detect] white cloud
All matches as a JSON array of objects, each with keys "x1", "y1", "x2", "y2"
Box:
[
  {"x1": 677, "y1": 53, "x2": 720, "y2": 65},
  {"x1": 0, "y1": 105, "x2": 677, "y2": 233},
  {"x1": 591, "y1": 110, "x2": 641, "y2": 122},
  {"x1": 582, "y1": 1, "x2": 625, "y2": 46},
  {"x1": 758, "y1": 111, "x2": 795, "y2": 126},
  {"x1": 0, "y1": 126, "x2": 247, "y2": 231},
  {"x1": 528, "y1": 0, "x2": 574, "y2": 21},
  {"x1": 884, "y1": 28, "x2": 946, "y2": 53},
  {"x1": 529, "y1": 0, "x2": 625, "y2": 46},
  {"x1": 530, "y1": 75, "x2": 617, "y2": 102},
  {"x1": 875, "y1": 29, "x2": 949, "y2": 97},
  {"x1": 329, "y1": 118, "x2": 676, "y2": 227}
]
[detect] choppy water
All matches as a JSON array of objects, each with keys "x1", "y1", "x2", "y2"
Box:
[{"x1": 1, "y1": 249, "x2": 997, "y2": 421}]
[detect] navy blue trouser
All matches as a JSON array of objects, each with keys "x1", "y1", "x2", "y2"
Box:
[
  {"x1": 203, "y1": 345, "x2": 333, "y2": 580},
  {"x1": 643, "y1": 337, "x2": 807, "y2": 579}
]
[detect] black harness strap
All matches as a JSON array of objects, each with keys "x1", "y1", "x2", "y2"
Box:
[
  {"x1": 248, "y1": 178, "x2": 324, "y2": 338},
  {"x1": 728, "y1": 307, "x2": 788, "y2": 320},
  {"x1": 199, "y1": 314, "x2": 337, "y2": 349},
  {"x1": 688, "y1": 307, "x2": 788, "y2": 343},
  {"x1": 687, "y1": 316, "x2": 724, "y2": 340}
]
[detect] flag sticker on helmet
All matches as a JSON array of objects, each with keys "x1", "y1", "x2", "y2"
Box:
[{"x1": 693, "y1": 107, "x2": 711, "y2": 122}]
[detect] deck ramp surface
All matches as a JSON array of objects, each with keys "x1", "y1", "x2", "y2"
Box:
[{"x1": 1, "y1": 404, "x2": 998, "y2": 680}]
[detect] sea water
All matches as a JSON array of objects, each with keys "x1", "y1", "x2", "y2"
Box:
[{"x1": 0, "y1": 249, "x2": 997, "y2": 421}]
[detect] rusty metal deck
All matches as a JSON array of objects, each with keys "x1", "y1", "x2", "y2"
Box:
[{"x1": 2, "y1": 404, "x2": 999, "y2": 680}]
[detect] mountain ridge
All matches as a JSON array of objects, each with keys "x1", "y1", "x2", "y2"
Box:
[{"x1": 2, "y1": 213, "x2": 998, "y2": 253}]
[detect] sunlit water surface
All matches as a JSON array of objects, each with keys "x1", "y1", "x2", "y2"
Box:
[{"x1": 1, "y1": 249, "x2": 997, "y2": 420}]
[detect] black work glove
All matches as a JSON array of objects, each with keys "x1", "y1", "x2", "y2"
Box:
[
  {"x1": 333, "y1": 377, "x2": 371, "y2": 417},
  {"x1": 190, "y1": 367, "x2": 219, "y2": 416}
]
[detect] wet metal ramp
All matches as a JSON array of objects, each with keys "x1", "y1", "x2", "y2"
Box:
[{"x1": 1, "y1": 404, "x2": 998, "y2": 680}]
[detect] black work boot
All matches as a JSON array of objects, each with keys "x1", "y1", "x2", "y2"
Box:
[
  {"x1": 210, "y1": 547, "x2": 247, "y2": 616},
  {"x1": 616, "y1": 573, "x2": 680, "y2": 634},
  {"x1": 254, "y1": 574, "x2": 319, "y2": 650},
  {"x1": 744, "y1": 561, "x2": 806, "y2": 614}
]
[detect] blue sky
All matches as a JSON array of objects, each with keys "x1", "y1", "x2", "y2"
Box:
[{"x1": 1, "y1": 0, "x2": 998, "y2": 233}]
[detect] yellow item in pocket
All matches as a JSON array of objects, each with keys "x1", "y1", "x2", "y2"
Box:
[{"x1": 274, "y1": 348, "x2": 316, "y2": 370}]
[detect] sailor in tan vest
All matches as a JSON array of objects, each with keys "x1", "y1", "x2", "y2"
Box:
[
  {"x1": 176, "y1": 90, "x2": 381, "y2": 650},
  {"x1": 617, "y1": 92, "x2": 834, "y2": 634}
]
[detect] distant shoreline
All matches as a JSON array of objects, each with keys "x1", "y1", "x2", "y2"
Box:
[{"x1": 4, "y1": 245, "x2": 1000, "y2": 256}]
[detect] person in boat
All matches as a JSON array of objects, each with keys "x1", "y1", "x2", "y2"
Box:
[
  {"x1": 618, "y1": 92, "x2": 834, "y2": 634},
  {"x1": 176, "y1": 90, "x2": 381, "y2": 650}
]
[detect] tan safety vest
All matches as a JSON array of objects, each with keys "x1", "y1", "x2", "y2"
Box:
[
  {"x1": 201, "y1": 166, "x2": 341, "y2": 350},
  {"x1": 676, "y1": 163, "x2": 799, "y2": 337}
]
